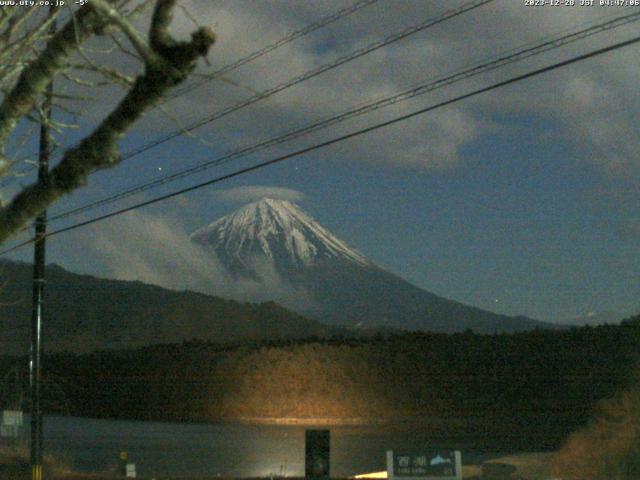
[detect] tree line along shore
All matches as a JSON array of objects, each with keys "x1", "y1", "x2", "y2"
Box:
[{"x1": 1, "y1": 316, "x2": 639, "y2": 453}]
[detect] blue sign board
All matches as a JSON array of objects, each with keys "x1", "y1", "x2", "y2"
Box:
[{"x1": 386, "y1": 450, "x2": 461, "y2": 480}]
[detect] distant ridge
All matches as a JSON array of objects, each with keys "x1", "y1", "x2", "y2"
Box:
[
  {"x1": 0, "y1": 260, "x2": 343, "y2": 355},
  {"x1": 192, "y1": 198, "x2": 557, "y2": 333}
]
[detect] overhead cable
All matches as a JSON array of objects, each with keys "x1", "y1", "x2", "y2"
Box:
[
  {"x1": 121, "y1": 0, "x2": 494, "y2": 160},
  {"x1": 2, "y1": 33, "x2": 638, "y2": 257},
  {"x1": 49, "y1": 10, "x2": 640, "y2": 222},
  {"x1": 167, "y1": 0, "x2": 382, "y2": 100}
]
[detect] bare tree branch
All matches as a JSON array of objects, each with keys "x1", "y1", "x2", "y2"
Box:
[
  {"x1": 0, "y1": 6, "x2": 108, "y2": 153},
  {"x1": 110, "y1": 32, "x2": 142, "y2": 61},
  {"x1": 0, "y1": 0, "x2": 215, "y2": 244},
  {"x1": 89, "y1": 0, "x2": 160, "y2": 65}
]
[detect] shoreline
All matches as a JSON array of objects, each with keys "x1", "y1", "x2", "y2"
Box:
[
  {"x1": 227, "y1": 416, "x2": 417, "y2": 426},
  {"x1": 1, "y1": 415, "x2": 564, "y2": 479},
  {"x1": 1, "y1": 452, "x2": 557, "y2": 480}
]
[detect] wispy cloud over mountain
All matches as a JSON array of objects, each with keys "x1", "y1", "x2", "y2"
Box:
[
  {"x1": 75, "y1": 209, "x2": 314, "y2": 312},
  {"x1": 215, "y1": 186, "x2": 305, "y2": 204}
]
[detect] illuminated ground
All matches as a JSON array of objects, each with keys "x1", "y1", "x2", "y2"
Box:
[{"x1": 1, "y1": 450, "x2": 556, "y2": 480}]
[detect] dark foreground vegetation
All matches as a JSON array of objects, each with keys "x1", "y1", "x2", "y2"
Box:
[{"x1": 2, "y1": 315, "x2": 640, "y2": 456}]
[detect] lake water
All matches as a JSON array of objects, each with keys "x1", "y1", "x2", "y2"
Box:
[{"x1": 16, "y1": 415, "x2": 508, "y2": 478}]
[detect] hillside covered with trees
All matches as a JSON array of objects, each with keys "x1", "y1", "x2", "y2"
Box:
[
  {"x1": 0, "y1": 261, "x2": 343, "y2": 355},
  {"x1": 2, "y1": 318, "x2": 639, "y2": 450}
]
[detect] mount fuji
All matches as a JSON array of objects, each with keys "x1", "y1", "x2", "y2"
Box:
[{"x1": 191, "y1": 198, "x2": 555, "y2": 333}]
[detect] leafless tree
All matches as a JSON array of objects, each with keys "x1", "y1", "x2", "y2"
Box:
[{"x1": 0, "y1": 0, "x2": 215, "y2": 245}]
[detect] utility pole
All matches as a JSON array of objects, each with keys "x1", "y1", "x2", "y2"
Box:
[{"x1": 30, "y1": 8, "x2": 55, "y2": 480}]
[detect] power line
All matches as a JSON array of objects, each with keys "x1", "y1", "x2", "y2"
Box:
[
  {"x1": 166, "y1": 0, "x2": 382, "y2": 101},
  {"x1": 8, "y1": 0, "x2": 493, "y2": 215},
  {"x1": 0, "y1": 0, "x2": 382, "y2": 187},
  {"x1": 119, "y1": 0, "x2": 494, "y2": 160},
  {"x1": 48, "y1": 10, "x2": 640, "y2": 223},
  {"x1": 2, "y1": 33, "x2": 638, "y2": 257}
]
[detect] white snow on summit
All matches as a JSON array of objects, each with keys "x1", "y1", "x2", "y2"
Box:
[{"x1": 191, "y1": 198, "x2": 370, "y2": 269}]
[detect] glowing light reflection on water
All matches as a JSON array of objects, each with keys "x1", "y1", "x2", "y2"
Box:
[{"x1": 20, "y1": 415, "x2": 504, "y2": 478}]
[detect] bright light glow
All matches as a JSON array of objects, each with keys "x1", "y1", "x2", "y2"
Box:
[{"x1": 353, "y1": 471, "x2": 387, "y2": 479}]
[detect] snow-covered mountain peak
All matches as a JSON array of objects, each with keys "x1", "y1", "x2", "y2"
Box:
[{"x1": 191, "y1": 197, "x2": 370, "y2": 271}]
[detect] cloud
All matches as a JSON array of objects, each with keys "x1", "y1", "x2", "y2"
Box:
[
  {"x1": 130, "y1": 0, "x2": 491, "y2": 171},
  {"x1": 83, "y1": 210, "x2": 231, "y2": 294},
  {"x1": 25, "y1": 0, "x2": 640, "y2": 203},
  {"x1": 73, "y1": 209, "x2": 314, "y2": 311},
  {"x1": 144, "y1": 1, "x2": 639, "y2": 178},
  {"x1": 215, "y1": 185, "x2": 305, "y2": 204}
]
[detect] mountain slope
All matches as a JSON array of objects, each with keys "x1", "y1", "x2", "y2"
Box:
[
  {"x1": 0, "y1": 260, "x2": 343, "y2": 355},
  {"x1": 191, "y1": 198, "x2": 369, "y2": 273},
  {"x1": 192, "y1": 198, "x2": 556, "y2": 333}
]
